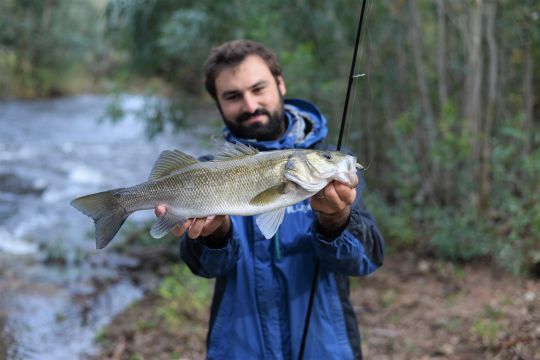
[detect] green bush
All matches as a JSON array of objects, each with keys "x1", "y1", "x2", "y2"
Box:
[
  {"x1": 428, "y1": 207, "x2": 490, "y2": 262},
  {"x1": 158, "y1": 264, "x2": 214, "y2": 329}
]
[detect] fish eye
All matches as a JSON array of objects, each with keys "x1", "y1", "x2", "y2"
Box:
[{"x1": 322, "y1": 153, "x2": 332, "y2": 160}]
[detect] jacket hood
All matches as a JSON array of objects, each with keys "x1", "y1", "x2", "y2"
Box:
[{"x1": 223, "y1": 98, "x2": 328, "y2": 151}]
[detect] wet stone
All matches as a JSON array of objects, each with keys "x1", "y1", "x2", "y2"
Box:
[{"x1": 0, "y1": 172, "x2": 46, "y2": 195}]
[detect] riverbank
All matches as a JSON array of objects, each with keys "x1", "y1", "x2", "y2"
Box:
[{"x1": 94, "y1": 252, "x2": 539, "y2": 359}]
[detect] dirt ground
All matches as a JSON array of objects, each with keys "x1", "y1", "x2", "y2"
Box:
[
  {"x1": 356, "y1": 253, "x2": 539, "y2": 359},
  {"x1": 95, "y1": 252, "x2": 540, "y2": 360}
]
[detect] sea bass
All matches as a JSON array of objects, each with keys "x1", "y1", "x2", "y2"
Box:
[{"x1": 71, "y1": 142, "x2": 361, "y2": 249}]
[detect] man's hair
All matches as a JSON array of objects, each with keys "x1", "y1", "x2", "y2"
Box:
[{"x1": 204, "y1": 40, "x2": 283, "y2": 100}]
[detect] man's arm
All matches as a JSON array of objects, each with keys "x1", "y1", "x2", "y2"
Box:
[{"x1": 309, "y1": 175, "x2": 384, "y2": 276}]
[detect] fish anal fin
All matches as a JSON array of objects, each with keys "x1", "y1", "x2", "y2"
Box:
[
  {"x1": 150, "y1": 209, "x2": 186, "y2": 239},
  {"x1": 149, "y1": 150, "x2": 198, "y2": 180}
]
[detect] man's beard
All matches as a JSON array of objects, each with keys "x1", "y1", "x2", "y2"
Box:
[{"x1": 222, "y1": 102, "x2": 285, "y2": 142}]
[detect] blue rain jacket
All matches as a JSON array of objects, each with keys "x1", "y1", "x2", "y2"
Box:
[{"x1": 181, "y1": 99, "x2": 384, "y2": 359}]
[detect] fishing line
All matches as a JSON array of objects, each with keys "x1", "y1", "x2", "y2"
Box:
[
  {"x1": 336, "y1": 1, "x2": 368, "y2": 152},
  {"x1": 339, "y1": 0, "x2": 374, "y2": 171},
  {"x1": 361, "y1": 0, "x2": 375, "y2": 170},
  {"x1": 349, "y1": 0, "x2": 374, "y2": 170},
  {"x1": 343, "y1": 74, "x2": 358, "y2": 151},
  {"x1": 298, "y1": 1, "x2": 369, "y2": 359}
]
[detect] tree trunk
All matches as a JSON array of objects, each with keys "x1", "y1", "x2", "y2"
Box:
[
  {"x1": 408, "y1": 0, "x2": 438, "y2": 202},
  {"x1": 409, "y1": 0, "x2": 435, "y2": 122},
  {"x1": 478, "y1": 3, "x2": 497, "y2": 214},
  {"x1": 462, "y1": 0, "x2": 484, "y2": 207},
  {"x1": 395, "y1": 27, "x2": 409, "y2": 114},
  {"x1": 436, "y1": 0, "x2": 449, "y2": 107},
  {"x1": 463, "y1": 0, "x2": 483, "y2": 141},
  {"x1": 523, "y1": 40, "x2": 534, "y2": 155}
]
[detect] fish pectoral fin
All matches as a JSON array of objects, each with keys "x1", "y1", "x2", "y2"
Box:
[
  {"x1": 150, "y1": 210, "x2": 187, "y2": 239},
  {"x1": 148, "y1": 150, "x2": 198, "y2": 180},
  {"x1": 249, "y1": 182, "x2": 295, "y2": 206},
  {"x1": 213, "y1": 141, "x2": 259, "y2": 161},
  {"x1": 255, "y1": 208, "x2": 286, "y2": 239}
]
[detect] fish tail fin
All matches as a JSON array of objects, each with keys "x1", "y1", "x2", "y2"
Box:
[{"x1": 70, "y1": 189, "x2": 129, "y2": 249}]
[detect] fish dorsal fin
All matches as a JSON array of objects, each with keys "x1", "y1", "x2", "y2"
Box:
[
  {"x1": 148, "y1": 150, "x2": 198, "y2": 180},
  {"x1": 214, "y1": 141, "x2": 259, "y2": 161}
]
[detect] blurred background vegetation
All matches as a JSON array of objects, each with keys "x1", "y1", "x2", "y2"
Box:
[{"x1": 1, "y1": 0, "x2": 538, "y2": 276}]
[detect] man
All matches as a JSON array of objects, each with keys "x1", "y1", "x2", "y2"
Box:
[{"x1": 156, "y1": 40, "x2": 384, "y2": 359}]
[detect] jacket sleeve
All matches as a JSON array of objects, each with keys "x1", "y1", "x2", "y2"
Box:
[
  {"x1": 311, "y1": 173, "x2": 384, "y2": 276},
  {"x1": 179, "y1": 222, "x2": 241, "y2": 279}
]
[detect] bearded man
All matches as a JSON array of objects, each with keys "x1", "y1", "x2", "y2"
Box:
[{"x1": 156, "y1": 40, "x2": 384, "y2": 359}]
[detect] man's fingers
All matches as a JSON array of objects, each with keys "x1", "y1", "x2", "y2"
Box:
[
  {"x1": 323, "y1": 183, "x2": 341, "y2": 204},
  {"x1": 172, "y1": 219, "x2": 191, "y2": 237},
  {"x1": 188, "y1": 218, "x2": 207, "y2": 239},
  {"x1": 334, "y1": 182, "x2": 356, "y2": 205},
  {"x1": 310, "y1": 181, "x2": 357, "y2": 216},
  {"x1": 168, "y1": 215, "x2": 229, "y2": 238},
  {"x1": 155, "y1": 204, "x2": 167, "y2": 217},
  {"x1": 200, "y1": 216, "x2": 223, "y2": 237}
]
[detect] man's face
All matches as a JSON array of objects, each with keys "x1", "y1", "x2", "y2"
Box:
[{"x1": 214, "y1": 55, "x2": 287, "y2": 141}]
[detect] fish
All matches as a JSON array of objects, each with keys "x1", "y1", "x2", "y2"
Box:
[{"x1": 71, "y1": 142, "x2": 362, "y2": 249}]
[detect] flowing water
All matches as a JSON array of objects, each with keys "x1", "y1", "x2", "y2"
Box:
[{"x1": 0, "y1": 94, "x2": 213, "y2": 359}]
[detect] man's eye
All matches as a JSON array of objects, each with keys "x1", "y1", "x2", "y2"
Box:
[
  {"x1": 253, "y1": 87, "x2": 264, "y2": 93},
  {"x1": 224, "y1": 94, "x2": 240, "y2": 101}
]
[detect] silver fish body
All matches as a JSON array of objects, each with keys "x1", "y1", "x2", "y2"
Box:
[{"x1": 71, "y1": 142, "x2": 360, "y2": 249}]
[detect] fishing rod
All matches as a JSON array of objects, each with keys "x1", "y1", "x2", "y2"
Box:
[{"x1": 297, "y1": 0, "x2": 368, "y2": 358}]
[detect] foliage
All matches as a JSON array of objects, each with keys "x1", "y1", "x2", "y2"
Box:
[
  {"x1": 376, "y1": 105, "x2": 540, "y2": 274},
  {"x1": 489, "y1": 120, "x2": 540, "y2": 275},
  {"x1": 100, "y1": 88, "x2": 187, "y2": 139},
  {"x1": 0, "y1": 0, "x2": 108, "y2": 97},
  {"x1": 158, "y1": 264, "x2": 214, "y2": 329},
  {"x1": 363, "y1": 192, "x2": 416, "y2": 250},
  {"x1": 428, "y1": 207, "x2": 491, "y2": 262},
  {"x1": 471, "y1": 305, "x2": 507, "y2": 347}
]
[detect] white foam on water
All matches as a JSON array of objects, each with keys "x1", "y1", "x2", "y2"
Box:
[
  {"x1": 0, "y1": 228, "x2": 39, "y2": 256},
  {"x1": 68, "y1": 165, "x2": 104, "y2": 185}
]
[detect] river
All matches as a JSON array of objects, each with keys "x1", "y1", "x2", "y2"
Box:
[{"x1": 0, "y1": 94, "x2": 214, "y2": 359}]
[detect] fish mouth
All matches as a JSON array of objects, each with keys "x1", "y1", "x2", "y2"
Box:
[
  {"x1": 330, "y1": 156, "x2": 359, "y2": 187},
  {"x1": 332, "y1": 171, "x2": 358, "y2": 187}
]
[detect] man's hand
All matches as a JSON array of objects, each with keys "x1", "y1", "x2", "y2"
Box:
[
  {"x1": 310, "y1": 181, "x2": 356, "y2": 238},
  {"x1": 154, "y1": 205, "x2": 230, "y2": 240}
]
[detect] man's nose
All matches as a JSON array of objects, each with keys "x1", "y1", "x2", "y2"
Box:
[{"x1": 242, "y1": 94, "x2": 258, "y2": 113}]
